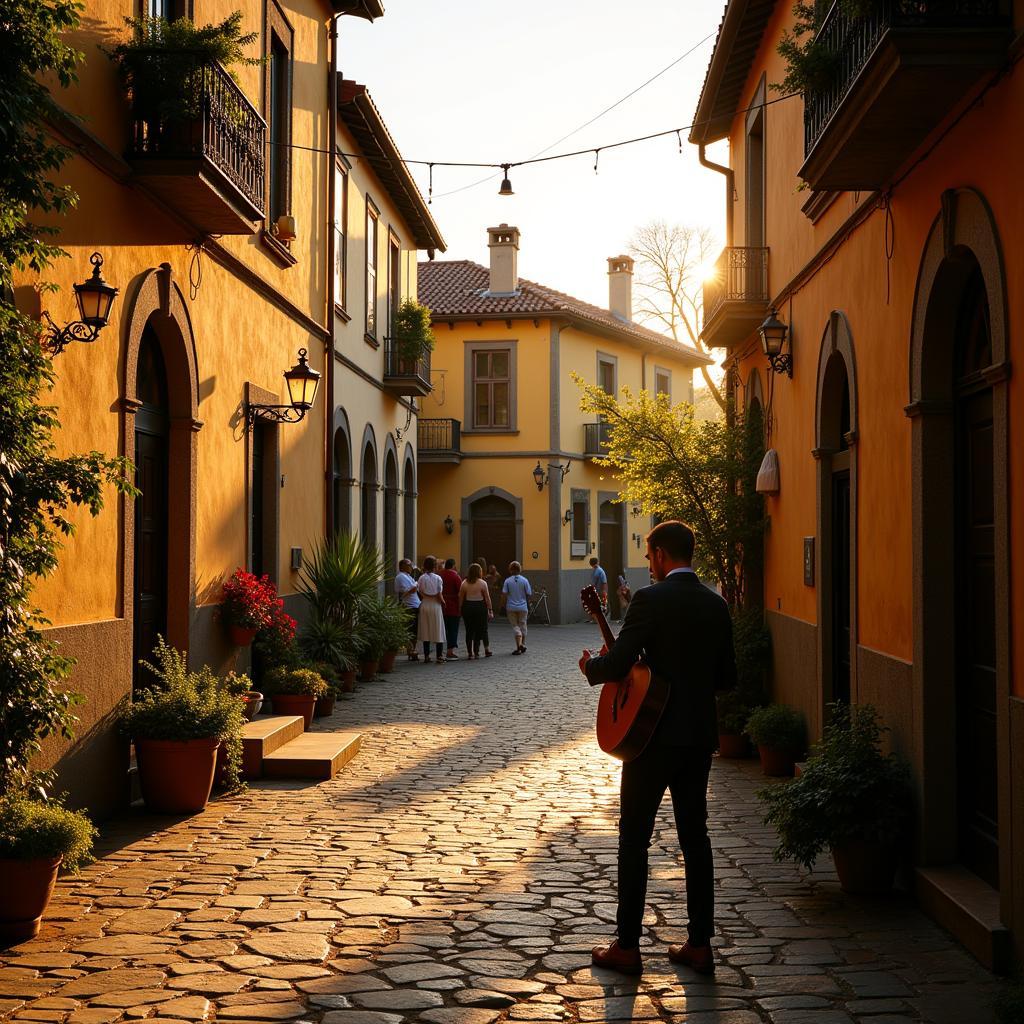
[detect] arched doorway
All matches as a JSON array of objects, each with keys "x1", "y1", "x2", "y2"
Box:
[
  {"x1": 598, "y1": 499, "x2": 624, "y2": 620},
  {"x1": 470, "y1": 494, "x2": 516, "y2": 576},
  {"x1": 133, "y1": 327, "x2": 169, "y2": 686},
  {"x1": 333, "y1": 425, "x2": 352, "y2": 536},
  {"x1": 402, "y1": 454, "x2": 416, "y2": 561},
  {"x1": 383, "y1": 448, "x2": 399, "y2": 573},
  {"x1": 360, "y1": 440, "x2": 378, "y2": 550},
  {"x1": 814, "y1": 312, "x2": 859, "y2": 719},
  {"x1": 909, "y1": 189, "x2": 1010, "y2": 894}
]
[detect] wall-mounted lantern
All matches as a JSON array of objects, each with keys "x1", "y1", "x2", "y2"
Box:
[
  {"x1": 533, "y1": 460, "x2": 570, "y2": 491},
  {"x1": 42, "y1": 252, "x2": 119, "y2": 354},
  {"x1": 562, "y1": 508, "x2": 573, "y2": 525},
  {"x1": 246, "y1": 348, "x2": 321, "y2": 426},
  {"x1": 444, "y1": 514, "x2": 454, "y2": 534},
  {"x1": 631, "y1": 532, "x2": 643, "y2": 549},
  {"x1": 759, "y1": 309, "x2": 792, "y2": 377},
  {"x1": 630, "y1": 504, "x2": 642, "y2": 517}
]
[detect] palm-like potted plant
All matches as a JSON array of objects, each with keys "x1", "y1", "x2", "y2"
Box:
[
  {"x1": 759, "y1": 703, "x2": 912, "y2": 893},
  {"x1": 0, "y1": 794, "x2": 97, "y2": 945},
  {"x1": 300, "y1": 614, "x2": 361, "y2": 693},
  {"x1": 265, "y1": 667, "x2": 328, "y2": 730},
  {"x1": 120, "y1": 639, "x2": 244, "y2": 813},
  {"x1": 745, "y1": 703, "x2": 806, "y2": 777},
  {"x1": 368, "y1": 595, "x2": 409, "y2": 674},
  {"x1": 221, "y1": 569, "x2": 277, "y2": 646},
  {"x1": 392, "y1": 297, "x2": 435, "y2": 372}
]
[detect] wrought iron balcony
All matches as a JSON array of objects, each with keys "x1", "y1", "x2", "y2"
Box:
[
  {"x1": 583, "y1": 421, "x2": 613, "y2": 458},
  {"x1": 801, "y1": 0, "x2": 1011, "y2": 190},
  {"x1": 383, "y1": 338, "x2": 431, "y2": 397},
  {"x1": 701, "y1": 247, "x2": 770, "y2": 351},
  {"x1": 418, "y1": 418, "x2": 461, "y2": 463},
  {"x1": 127, "y1": 59, "x2": 266, "y2": 233}
]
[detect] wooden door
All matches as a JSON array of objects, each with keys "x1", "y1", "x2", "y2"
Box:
[
  {"x1": 830, "y1": 470, "x2": 851, "y2": 705},
  {"x1": 470, "y1": 495, "x2": 515, "y2": 578},
  {"x1": 598, "y1": 501, "x2": 623, "y2": 620}
]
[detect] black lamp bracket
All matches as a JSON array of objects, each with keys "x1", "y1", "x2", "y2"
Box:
[
  {"x1": 767, "y1": 352, "x2": 793, "y2": 378},
  {"x1": 245, "y1": 403, "x2": 310, "y2": 427},
  {"x1": 41, "y1": 311, "x2": 101, "y2": 355}
]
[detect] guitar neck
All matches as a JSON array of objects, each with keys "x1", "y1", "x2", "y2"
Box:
[{"x1": 593, "y1": 607, "x2": 616, "y2": 650}]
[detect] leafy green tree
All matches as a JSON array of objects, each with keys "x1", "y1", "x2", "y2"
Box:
[
  {"x1": 1, "y1": 0, "x2": 136, "y2": 795},
  {"x1": 575, "y1": 377, "x2": 764, "y2": 607}
]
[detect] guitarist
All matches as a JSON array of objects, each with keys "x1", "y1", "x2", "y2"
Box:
[{"x1": 578, "y1": 520, "x2": 736, "y2": 976}]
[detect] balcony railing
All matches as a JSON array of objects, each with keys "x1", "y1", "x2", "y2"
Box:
[
  {"x1": 383, "y1": 338, "x2": 431, "y2": 397},
  {"x1": 801, "y1": 0, "x2": 1009, "y2": 189},
  {"x1": 701, "y1": 247, "x2": 770, "y2": 350},
  {"x1": 584, "y1": 421, "x2": 613, "y2": 458},
  {"x1": 127, "y1": 59, "x2": 266, "y2": 232},
  {"x1": 418, "y1": 418, "x2": 461, "y2": 463}
]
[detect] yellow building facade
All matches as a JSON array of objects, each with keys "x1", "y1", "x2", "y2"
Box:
[
  {"x1": 17, "y1": 0, "x2": 384, "y2": 816},
  {"x1": 416, "y1": 226, "x2": 707, "y2": 624}
]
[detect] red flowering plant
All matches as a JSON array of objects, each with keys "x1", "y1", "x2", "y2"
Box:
[
  {"x1": 255, "y1": 598, "x2": 298, "y2": 668},
  {"x1": 221, "y1": 570, "x2": 277, "y2": 630}
]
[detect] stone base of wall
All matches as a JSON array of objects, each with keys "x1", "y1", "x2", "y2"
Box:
[{"x1": 765, "y1": 609, "x2": 818, "y2": 737}]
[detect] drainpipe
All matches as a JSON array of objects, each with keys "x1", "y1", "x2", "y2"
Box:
[
  {"x1": 325, "y1": 16, "x2": 340, "y2": 537},
  {"x1": 699, "y1": 143, "x2": 734, "y2": 247}
]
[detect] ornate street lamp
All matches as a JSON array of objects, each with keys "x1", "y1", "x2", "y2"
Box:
[
  {"x1": 759, "y1": 309, "x2": 792, "y2": 378},
  {"x1": 444, "y1": 514, "x2": 454, "y2": 534},
  {"x1": 532, "y1": 461, "x2": 547, "y2": 491},
  {"x1": 246, "y1": 348, "x2": 321, "y2": 426},
  {"x1": 42, "y1": 252, "x2": 118, "y2": 354},
  {"x1": 563, "y1": 508, "x2": 574, "y2": 525}
]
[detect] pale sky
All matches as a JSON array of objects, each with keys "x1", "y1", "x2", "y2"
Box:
[{"x1": 339, "y1": 0, "x2": 730, "y2": 316}]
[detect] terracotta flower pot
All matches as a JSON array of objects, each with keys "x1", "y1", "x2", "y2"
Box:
[
  {"x1": 717, "y1": 733, "x2": 750, "y2": 759},
  {"x1": 340, "y1": 669, "x2": 357, "y2": 693},
  {"x1": 240, "y1": 691, "x2": 263, "y2": 721},
  {"x1": 0, "y1": 856, "x2": 62, "y2": 946},
  {"x1": 135, "y1": 737, "x2": 220, "y2": 814},
  {"x1": 831, "y1": 840, "x2": 897, "y2": 894},
  {"x1": 271, "y1": 693, "x2": 316, "y2": 730},
  {"x1": 758, "y1": 745, "x2": 798, "y2": 777},
  {"x1": 359, "y1": 659, "x2": 379, "y2": 682},
  {"x1": 314, "y1": 693, "x2": 336, "y2": 718},
  {"x1": 379, "y1": 651, "x2": 398, "y2": 674},
  {"x1": 228, "y1": 624, "x2": 258, "y2": 646}
]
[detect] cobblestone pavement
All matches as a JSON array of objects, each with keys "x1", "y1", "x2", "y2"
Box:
[{"x1": 0, "y1": 624, "x2": 1007, "y2": 1024}]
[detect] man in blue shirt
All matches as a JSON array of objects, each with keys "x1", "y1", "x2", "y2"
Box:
[
  {"x1": 500, "y1": 561, "x2": 532, "y2": 654},
  {"x1": 590, "y1": 556, "x2": 608, "y2": 615}
]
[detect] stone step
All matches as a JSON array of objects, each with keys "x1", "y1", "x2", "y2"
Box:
[
  {"x1": 262, "y1": 731, "x2": 362, "y2": 781},
  {"x1": 241, "y1": 716, "x2": 305, "y2": 779}
]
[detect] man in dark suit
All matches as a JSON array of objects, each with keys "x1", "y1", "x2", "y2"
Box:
[{"x1": 579, "y1": 520, "x2": 736, "y2": 976}]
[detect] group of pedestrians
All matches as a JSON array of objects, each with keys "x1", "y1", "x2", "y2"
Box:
[{"x1": 394, "y1": 557, "x2": 534, "y2": 662}]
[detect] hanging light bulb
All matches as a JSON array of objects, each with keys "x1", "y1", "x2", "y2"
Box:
[{"x1": 498, "y1": 164, "x2": 514, "y2": 196}]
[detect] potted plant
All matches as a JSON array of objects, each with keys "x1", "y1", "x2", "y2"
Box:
[
  {"x1": 255, "y1": 598, "x2": 298, "y2": 670},
  {"x1": 300, "y1": 613, "x2": 361, "y2": 693},
  {"x1": 718, "y1": 608, "x2": 771, "y2": 757},
  {"x1": 220, "y1": 569, "x2": 276, "y2": 646},
  {"x1": 392, "y1": 297, "x2": 435, "y2": 371},
  {"x1": 745, "y1": 703, "x2": 805, "y2": 777},
  {"x1": 304, "y1": 661, "x2": 341, "y2": 717},
  {"x1": 355, "y1": 597, "x2": 389, "y2": 682},
  {"x1": 265, "y1": 666, "x2": 328, "y2": 730},
  {"x1": 759, "y1": 703, "x2": 912, "y2": 894},
  {"x1": 716, "y1": 691, "x2": 753, "y2": 759},
  {"x1": 222, "y1": 670, "x2": 262, "y2": 721},
  {"x1": 120, "y1": 638, "x2": 244, "y2": 813},
  {"x1": 0, "y1": 794, "x2": 97, "y2": 945},
  {"x1": 366, "y1": 595, "x2": 408, "y2": 674}
]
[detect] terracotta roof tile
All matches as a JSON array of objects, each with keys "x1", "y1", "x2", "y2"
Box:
[{"x1": 417, "y1": 260, "x2": 709, "y2": 365}]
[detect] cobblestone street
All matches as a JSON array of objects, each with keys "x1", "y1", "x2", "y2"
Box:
[{"x1": 0, "y1": 624, "x2": 1005, "y2": 1024}]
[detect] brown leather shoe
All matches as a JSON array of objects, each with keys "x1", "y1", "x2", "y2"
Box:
[
  {"x1": 591, "y1": 940, "x2": 642, "y2": 975},
  {"x1": 667, "y1": 941, "x2": 714, "y2": 975}
]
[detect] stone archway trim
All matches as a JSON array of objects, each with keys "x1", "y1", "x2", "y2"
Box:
[{"x1": 459, "y1": 486, "x2": 524, "y2": 570}]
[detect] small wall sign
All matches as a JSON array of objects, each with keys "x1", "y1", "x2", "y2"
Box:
[{"x1": 803, "y1": 537, "x2": 815, "y2": 586}]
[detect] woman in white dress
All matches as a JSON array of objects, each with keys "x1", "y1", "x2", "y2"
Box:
[{"x1": 416, "y1": 556, "x2": 447, "y2": 663}]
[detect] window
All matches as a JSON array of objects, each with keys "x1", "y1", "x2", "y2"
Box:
[
  {"x1": 571, "y1": 488, "x2": 589, "y2": 559},
  {"x1": 147, "y1": 0, "x2": 183, "y2": 18},
  {"x1": 473, "y1": 349, "x2": 511, "y2": 428},
  {"x1": 745, "y1": 75, "x2": 766, "y2": 248},
  {"x1": 388, "y1": 232, "x2": 401, "y2": 336},
  {"x1": 333, "y1": 160, "x2": 348, "y2": 310},
  {"x1": 365, "y1": 202, "x2": 379, "y2": 339},
  {"x1": 598, "y1": 355, "x2": 616, "y2": 396},
  {"x1": 268, "y1": 34, "x2": 291, "y2": 225},
  {"x1": 655, "y1": 367, "x2": 671, "y2": 400}
]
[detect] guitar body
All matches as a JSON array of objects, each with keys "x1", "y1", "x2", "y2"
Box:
[
  {"x1": 596, "y1": 664, "x2": 671, "y2": 761},
  {"x1": 581, "y1": 584, "x2": 671, "y2": 762}
]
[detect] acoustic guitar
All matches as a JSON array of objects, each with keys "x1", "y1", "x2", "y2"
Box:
[{"x1": 580, "y1": 584, "x2": 670, "y2": 761}]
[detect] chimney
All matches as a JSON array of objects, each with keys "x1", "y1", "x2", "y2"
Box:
[
  {"x1": 607, "y1": 255, "x2": 634, "y2": 321},
  {"x1": 487, "y1": 224, "x2": 520, "y2": 294}
]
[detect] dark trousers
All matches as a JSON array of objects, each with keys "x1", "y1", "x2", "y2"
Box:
[
  {"x1": 462, "y1": 602, "x2": 489, "y2": 654},
  {"x1": 443, "y1": 614, "x2": 460, "y2": 651},
  {"x1": 406, "y1": 606, "x2": 419, "y2": 649},
  {"x1": 617, "y1": 744, "x2": 714, "y2": 948}
]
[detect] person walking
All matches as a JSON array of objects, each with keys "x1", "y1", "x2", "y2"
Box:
[
  {"x1": 395, "y1": 559, "x2": 421, "y2": 661},
  {"x1": 415, "y1": 556, "x2": 446, "y2": 663},
  {"x1": 579, "y1": 521, "x2": 737, "y2": 977},
  {"x1": 500, "y1": 561, "x2": 532, "y2": 655},
  {"x1": 459, "y1": 563, "x2": 493, "y2": 658},
  {"x1": 440, "y1": 558, "x2": 463, "y2": 660},
  {"x1": 590, "y1": 556, "x2": 609, "y2": 615}
]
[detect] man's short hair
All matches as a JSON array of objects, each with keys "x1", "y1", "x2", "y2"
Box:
[
  {"x1": 509, "y1": 560, "x2": 522, "y2": 574},
  {"x1": 398, "y1": 559, "x2": 411, "y2": 572},
  {"x1": 444, "y1": 557, "x2": 456, "y2": 569},
  {"x1": 646, "y1": 520, "x2": 695, "y2": 562},
  {"x1": 589, "y1": 557, "x2": 599, "y2": 566}
]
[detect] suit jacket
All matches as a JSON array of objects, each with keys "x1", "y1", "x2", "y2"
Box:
[{"x1": 584, "y1": 572, "x2": 736, "y2": 750}]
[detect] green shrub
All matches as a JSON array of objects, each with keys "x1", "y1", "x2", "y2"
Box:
[
  {"x1": 362, "y1": 594, "x2": 412, "y2": 657},
  {"x1": 221, "y1": 671, "x2": 254, "y2": 696},
  {"x1": 392, "y1": 298, "x2": 435, "y2": 363},
  {"x1": 716, "y1": 691, "x2": 752, "y2": 735},
  {"x1": 732, "y1": 606, "x2": 770, "y2": 698},
  {"x1": 299, "y1": 614, "x2": 359, "y2": 672},
  {"x1": 264, "y1": 666, "x2": 328, "y2": 699},
  {"x1": 0, "y1": 794, "x2": 97, "y2": 873},
  {"x1": 745, "y1": 703, "x2": 805, "y2": 752},
  {"x1": 759, "y1": 703, "x2": 912, "y2": 870}
]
